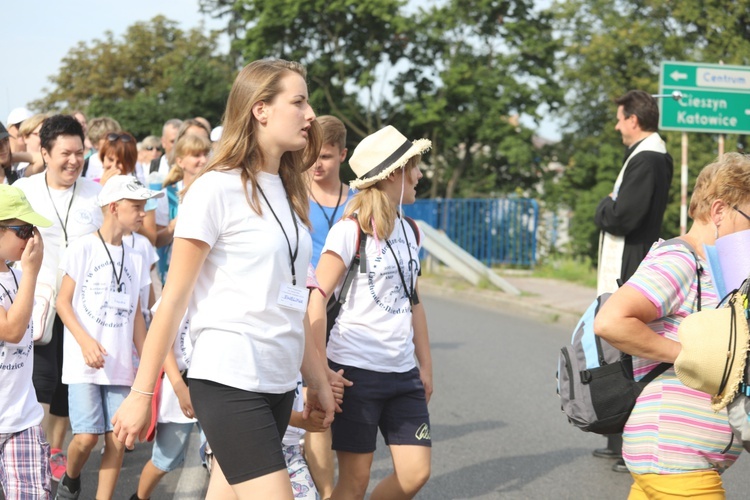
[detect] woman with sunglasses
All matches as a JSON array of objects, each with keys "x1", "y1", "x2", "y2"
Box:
[
  {"x1": 112, "y1": 59, "x2": 335, "y2": 499},
  {"x1": 594, "y1": 153, "x2": 750, "y2": 498}
]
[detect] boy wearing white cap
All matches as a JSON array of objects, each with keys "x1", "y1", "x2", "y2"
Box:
[
  {"x1": 54, "y1": 176, "x2": 162, "y2": 500},
  {"x1": 0, "y1": 185, "x2": 53, "y2": 499}
]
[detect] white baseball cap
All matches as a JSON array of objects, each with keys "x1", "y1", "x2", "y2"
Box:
[
  {"x1": 98, "y1": 175, "x2": 164, "y2": 207},
  {"x1": 7, "y1": 107, "x2": 33, "y2": 126}
]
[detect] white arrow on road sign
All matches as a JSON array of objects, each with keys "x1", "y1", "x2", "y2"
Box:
[{"x1": 670, "y1": 70, "x2": 688, "y2": 81}]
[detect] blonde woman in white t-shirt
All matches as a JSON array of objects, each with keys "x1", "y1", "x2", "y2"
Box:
[
  {"x1": 111, "y1": 59, "x2": 336, "y2": 500},
  {"x1": 308, "y1": 125, "x2": 434, "y2": 500}
]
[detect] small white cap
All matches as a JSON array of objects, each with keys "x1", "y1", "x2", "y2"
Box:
[
  {"x1": 7, "y1": 107, "x2": 33, "y2": 126},
  {"x1": 98, "y1": 175, "x2": 164, "y2": 207}
]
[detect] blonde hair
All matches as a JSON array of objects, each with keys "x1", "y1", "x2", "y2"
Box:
[
  {"x1": 163, "y1": 134, "x2": 212, "y2": 188},
  {"x1": 19, "y1": 114, "x2": 47, "y2": 137},
  {"x1": 344, "y1": 156, "x2": 420, "y2": 238},
  {"x1": 192, "y1": 59, "x2": 321, "y2": 226},
  {"x1": 689, "y1": 153, "x2": 750, "y2": 222}
]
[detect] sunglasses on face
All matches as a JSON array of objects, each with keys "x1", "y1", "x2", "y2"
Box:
[
  {"x1": 0, "y1": 224, "x2": 35, "y2": 240},
  {"x1": 107, "y1": 133, "x2": 133, "y2": 143},
  {"x1": 144, "y1": 146, "x2": 163, "y2": 152}
]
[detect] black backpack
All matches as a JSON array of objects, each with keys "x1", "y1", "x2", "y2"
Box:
[
  {"x1": 325, "y1": 215, "x2": 420, "y2": 341},
  {"x1": 556, "y1": 238, "x2": 701, "y2": 434}
]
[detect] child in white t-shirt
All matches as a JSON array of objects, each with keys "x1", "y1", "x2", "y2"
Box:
[
  {"x1": 54, "y1": 175, "x2": 162, "y2": 500},
  {"x1": 308, "y1": 126, "x2": 434, "y2": 499},
  {"x1": 0, "y1": 184, "x2": 53, "y2": 499},
  {"x1": 130, "y1": 301, "x2": 197, "y2": 500}
]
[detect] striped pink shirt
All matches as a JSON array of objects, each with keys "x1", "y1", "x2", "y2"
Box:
[{"x1": 623, "y1": 241, "x2": 741, "y2": 474}]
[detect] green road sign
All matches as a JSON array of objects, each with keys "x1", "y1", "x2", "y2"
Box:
[{"x1": 659, "y1": 61, "x2": 750, "y2": 134}]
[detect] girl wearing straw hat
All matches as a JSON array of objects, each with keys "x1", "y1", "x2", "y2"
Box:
[
  {"x1": 111, "y1": 59, "x2": 336, "y2": 499},
  {"x1": 595, "y1": 153, "x2": 750, "y2": 498},
  {"x1": 308, "y1": 125, "x2": 434, "y2": 499}
]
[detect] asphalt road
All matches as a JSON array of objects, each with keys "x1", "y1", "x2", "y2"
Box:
[{"x1": 12, "y1": 291, "x2": 750, "y2": 498}]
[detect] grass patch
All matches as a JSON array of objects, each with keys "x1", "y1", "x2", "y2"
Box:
[{"x1": 532, "y1": 256, "x2": 597, "y2": 288}]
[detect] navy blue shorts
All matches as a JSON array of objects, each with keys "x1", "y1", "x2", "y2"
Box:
[
  {"x1": 329, "y1": 361, "x2": 431, "y2": 454},
  {"x1": 189, "y1": 379, "x2": 294, "y2": 484}
]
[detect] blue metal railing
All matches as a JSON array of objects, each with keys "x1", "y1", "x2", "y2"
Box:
[{"x1": 402, "y1": 198, "x2": 539, "y2": 268}]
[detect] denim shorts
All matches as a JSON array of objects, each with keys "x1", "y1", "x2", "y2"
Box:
[
  {"x1": 328, "y1": 361, "x2": 431, "y2": 453},
  {"x1": 68, "y1": 384, "x2": 130, "y2": 435},
  {"x1": 151, "y1": 421, "x2": 199, "y2": 472}
]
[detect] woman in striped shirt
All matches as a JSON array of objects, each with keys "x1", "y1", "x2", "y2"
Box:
[{"x1": 595, "y1": 152, "x2": 750, "y2": 499}]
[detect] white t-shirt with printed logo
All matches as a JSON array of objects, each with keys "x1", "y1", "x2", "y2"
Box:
[
  {"x1": 60, "y1": 233, "x2": 151, "y2": 385},
  {"x1": 124, "y1": 232, "x2": 158, "y2": 312},
  {"x1": 0, "y1": 269, "x2": 44, "y2": 432},
  {"x1": 324, "y1": 217, "x2": 422, "y2": 373},
  {"x1": 175, "y1": 169, "x2": 312, "y2": 394},
  {"x1": 281, "y1": 374, "x2": 305, "y2": 447},
  {"x1": 152, "y1": 299, "x2": 196, "y2": 424},
  {"x1": 14, "y1": 173, "x2": 103, "y2": 288}
]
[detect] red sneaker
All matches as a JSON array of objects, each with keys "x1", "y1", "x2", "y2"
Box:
[{"x1": 49, "y1": 449, "x2": 67, "y2": 482}]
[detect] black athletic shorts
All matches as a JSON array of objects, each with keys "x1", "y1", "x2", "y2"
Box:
[
  {"x1": 32, "y1": 314, "x2": 69, "y2": 416},
  {"x1": 189, "y1": 378, "x2": 294, "y2": 484},
  {"x1": 328, "y1": 360, "x2": 431, "y2": 454}
]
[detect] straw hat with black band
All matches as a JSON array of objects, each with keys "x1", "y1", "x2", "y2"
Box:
[
  {"x1": 675, "y1": 282, "x2": 750, "y2": 412},
  {"x1": 349, "y1": 125, "x2": 431, "y2": 190}
]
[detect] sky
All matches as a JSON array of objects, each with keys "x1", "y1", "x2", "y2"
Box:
[
  {"x1": 1, "y1": 1, "x2": 562, "y2": 140},
  {"x1": 1, "y1": 0, "x2": 225, "y2": 126}
]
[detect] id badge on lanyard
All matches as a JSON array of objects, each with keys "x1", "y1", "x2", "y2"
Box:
[{"x1": 277, "y1": 283, "x2": 308, "y2": 312}]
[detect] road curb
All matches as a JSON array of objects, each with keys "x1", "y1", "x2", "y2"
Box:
[{"x1": 420, "y1": 278, "x2": 584, "y2": 330}]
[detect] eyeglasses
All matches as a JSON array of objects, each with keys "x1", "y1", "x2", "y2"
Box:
[
  {"x1": 0, "y1": 224, "x2": 35, "y2": 240},
  {"x1": 107, "y1": 133, "x2": 133, "y2": 143},
  {"x1": 144, "y1": 146, "x2": 163, "y2": 152},
  {"x1": 734, "y1": 206, "x2": 750, "y2": 223}
]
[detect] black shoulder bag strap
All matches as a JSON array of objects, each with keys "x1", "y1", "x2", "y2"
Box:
[
  {"x1": 149, "y1": 158, "x2": 161, "y2": 174},
  {"x1": 339, "y1": 214, "x2": 367, "y2": 306},
  {"x1": 81, "y1": 157, "x2": 90, "y2": 178}
]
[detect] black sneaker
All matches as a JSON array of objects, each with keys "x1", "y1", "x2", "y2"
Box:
[{"x1": 54, "y1": 473, "x2": 81, "y2": 500}]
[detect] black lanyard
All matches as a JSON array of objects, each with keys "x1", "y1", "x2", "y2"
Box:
[
  {"x1": 311, "y1": 184, "x2": 344, "y2": 230},
  {"x1": 97, "y1": 230, "x2": 125, "y2": 292},
  {"x1": 0, "y1": 268, "x2": 19, "y2": 304},
  {"x1": 385, "y1": 217, "x2": 419, "y2": 306},
  {"x1": 44, "y1": 173, "x2": 77, "y2": 246},
  {"x1": 257, "y1": 180, "x2": 300, "y2": 286}
]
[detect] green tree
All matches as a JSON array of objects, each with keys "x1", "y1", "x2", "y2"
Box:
[
  {"x1": 32, "y1": 16, "x2": 235, "y2": 138},
  {"x1": 202, "y1": 0, "x2": 414, "y2": 143},
  {"x1": 549, "y1": 0, "x2": 750, "y2": 262},
  {"x1": 395, "y1": 0, "x2": 562, "y2": 198},
  {"x1": 200, "y1": 0, "x2": 561, "y2": 198}
]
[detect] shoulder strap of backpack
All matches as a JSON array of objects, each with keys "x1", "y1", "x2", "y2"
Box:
[
  {"x1": 337, "y1": 214, "x2": 366, "y2": 306},
  {"x1": 659, "y1": 237, "x2": 702, "y2": 312},
  {"x1": 403, "y1": 216, "x2": 420, "y2": 246},
  {"x1": 81, "y1": 157, "x2": 90, "y2": 178},
  {"x1": 638, "y1": 360, "x2": 673, "y2": 385}
]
